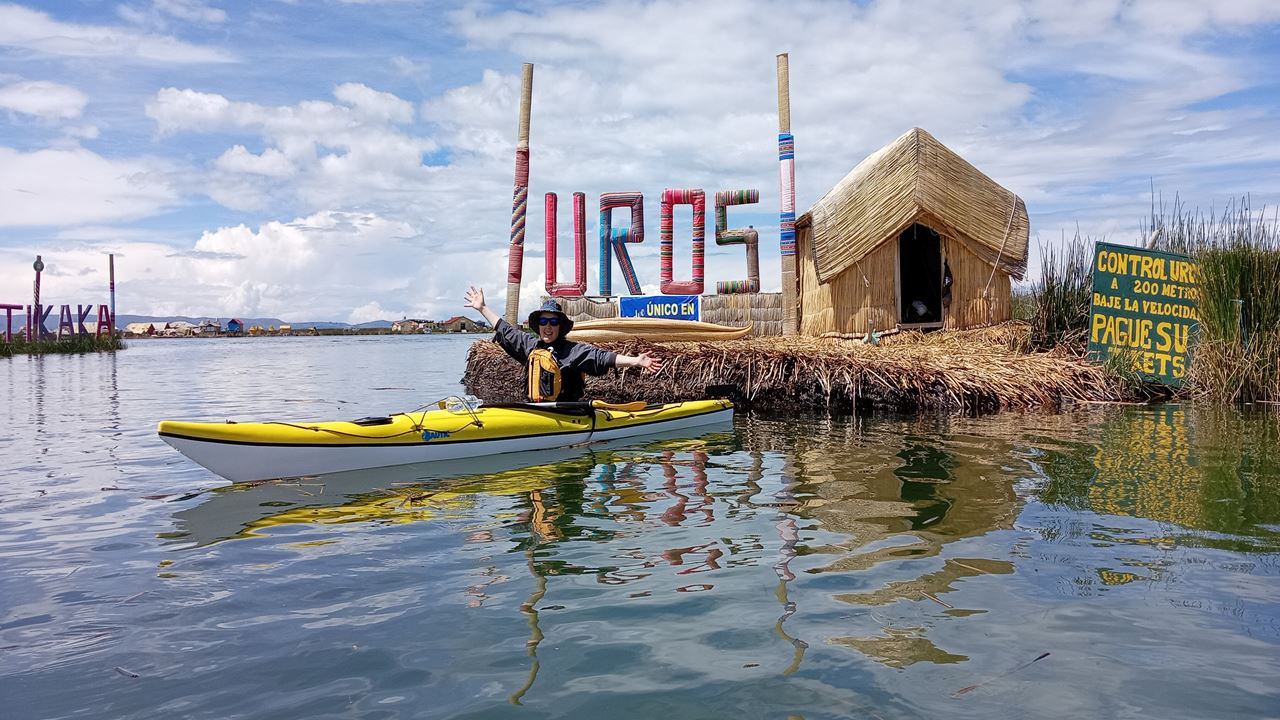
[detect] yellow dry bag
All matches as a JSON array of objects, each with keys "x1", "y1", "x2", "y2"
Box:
[{"x1": 527, "y1": 348, "x2": 562, "y2": 402}]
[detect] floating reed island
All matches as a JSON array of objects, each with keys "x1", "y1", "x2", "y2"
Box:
[{"x1": 463, "y1": 321, "x2": 1133, "y2": 414}]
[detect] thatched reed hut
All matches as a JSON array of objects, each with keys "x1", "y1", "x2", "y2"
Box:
[{"x1": 795, "y1": 128, "x2": 1029, "y2": 335}]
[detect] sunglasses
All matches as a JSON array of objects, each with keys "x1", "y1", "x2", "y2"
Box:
[{"x1": 537, "y1": 317, "x2": 560, "y2": 326}]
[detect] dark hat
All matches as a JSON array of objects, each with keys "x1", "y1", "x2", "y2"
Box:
[{"x1": 528, "y1": 299, "x2": 574, "y2": 335}]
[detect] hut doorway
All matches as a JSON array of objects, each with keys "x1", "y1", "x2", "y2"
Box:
[{"x1": 898, "y1": 223, "x2": 944, "y2": 328}]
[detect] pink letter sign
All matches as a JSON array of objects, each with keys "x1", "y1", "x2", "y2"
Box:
[
  {"x1": 544, "y1": 192, "x2": 587, "y2": 297},
  {"x1": 659, "y1": 188, "x2": 705, "y2": 295}
]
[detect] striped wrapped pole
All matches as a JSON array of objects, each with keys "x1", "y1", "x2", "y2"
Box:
[
  {"x1": 597, "y1": 192, "x2": 645, "y2": 296},
  {"x1": 714, "y1": 189, "x2": 761, "y2": 294},
  {"x1": 544, "y1": 191, "x2": 588, "y2": 297},
  {"x1": 108, "y1": 253, "x2": 116, "y2": 337},
  {"x1": 33, "y1": 255, "x2": 42, "y2": 339},
  {"x1": 504, "y1": 63, "x2": 534, "y2": 325},
  {"x1": 777, "y1": 53, "x2": 799, "y2": 335},
  {"x1": 659, "y1": 188, "x2": 705, "y2": 295}
]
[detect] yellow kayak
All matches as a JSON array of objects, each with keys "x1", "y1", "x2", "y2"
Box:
[{"x1": 158, "y1": 399, "x2": 733, "y2": 482}]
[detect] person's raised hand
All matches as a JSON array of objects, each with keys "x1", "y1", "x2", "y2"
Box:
[{"x1": 638, "y1": 353, "x2": 663, "y2": 374}]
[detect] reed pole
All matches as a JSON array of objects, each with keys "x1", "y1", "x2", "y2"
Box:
[
  {"x1": 109, "y1": 253, "x2": 116, "y2": 337},
  {"x1": 504, "y1": 63, "x2": 534, "y2": 326},
  {"x1": 777, "y1": 54, "x2": 799, "y2": 335},
  {"x1": 33, "y1": 255, "x2": 43, "y2": 339}
]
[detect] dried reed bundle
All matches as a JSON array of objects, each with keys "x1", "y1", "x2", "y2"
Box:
[
  {"x1": 700, "y1": 292, "x2": 784, "y2": 335},
  {"x1": 569, "y1": 318, "x2": 752, "y2": 343},
  {"x1": 462, "y1": 323, "x2": 1122, "y2": 414},
  {"x1": 557, "y1": 297, "x2": 618, "y2": 320}
]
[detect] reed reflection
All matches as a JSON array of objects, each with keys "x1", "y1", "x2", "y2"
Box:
[{"x1": 738, "y1": 415, "x2": 1024, "y2": 669}]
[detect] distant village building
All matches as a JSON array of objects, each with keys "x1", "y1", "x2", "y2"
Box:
[
  {"x1": 124, "y1": 322, "x2": 156, "y2": 336},
  {"x1": 249, "y1": 325, "x2": 265, "y2": 336},
  {"x1": 278, "y1": 324, "x2": 292, "y2": 336},
  {"x1": 440, "y1": 316, "x2": 485, "y2": 333},
  {"x1": 392, "y1": 319, "x2": 432, "y2": 334},
  {"x1": 162, "y1": 321, "x2": 197, "y2": 337},
  {"x1": 226, "y1": 319, "x2": 244, "y2": 334},
  {"x1": 195, "y1": 320, "x2": 221, "y2": 335}
]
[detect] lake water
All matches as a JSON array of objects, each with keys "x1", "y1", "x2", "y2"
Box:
[{"x1": 2, "y1": 335, "x2": 1278, "y2": 719}]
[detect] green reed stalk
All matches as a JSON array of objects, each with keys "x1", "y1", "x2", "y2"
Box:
[
  {"x1": 1148, "y1": 197, "x2": 1280, "y2": 402},
  {"x1": 1030, "y1": 231, "x2": 1093, "y2": 350},
  {"x1": 0, "y1": 334, "x2": 124, "y2": 358}
]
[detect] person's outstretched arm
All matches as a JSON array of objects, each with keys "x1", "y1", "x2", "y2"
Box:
[
  {"x1": 615, "y1": 352, "x2": 663, "y2": 373},
  {"x1": 465, "y1": 285, "x2": 534, "y2": 362}
]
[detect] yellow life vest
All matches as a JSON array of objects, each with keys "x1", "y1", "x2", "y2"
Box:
[{"x1": 527, "y1": 348, "x2": 562, "y2": 402}]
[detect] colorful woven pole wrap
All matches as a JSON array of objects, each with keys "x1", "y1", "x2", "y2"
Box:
[
  {"x1": 108, "y1": 253, "x2": 116, "y2": 337},
  {"x1": 777, "y1": 53, "x2": 799, "y2": 335},
  {"x1": 503, "y1": 63, "x2": 534, "y2": 325},
  {"x1": 544, "y1": 191, "x2": 587, "y2": 297},
  {"x1": 714, "y1": 189, "x2": 761, "y2": 294},
  {"x1": 778, "y1": 134, "x2": 796, "y2": 258},
  {"x1": 659, "y1": 188, "x2": 706, "y2": 295},
  {"x1": 32, "y1": 255, "x2": 42, "y2": 339},
  {"x1": 598, "y1": 192, "x2": 644, "y2": 296}
]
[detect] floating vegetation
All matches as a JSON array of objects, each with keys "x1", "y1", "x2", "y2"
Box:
[
  {"x1": 464, "y1": 324, "x2": 1129, "y2": 414},
  {"x1": 0, "y1": 334, "x2": 123, "y2": 358}
]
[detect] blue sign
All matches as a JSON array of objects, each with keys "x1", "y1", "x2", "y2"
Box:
[{"x1": 619, "y1": 295, "x2": 700, "y2": 321}]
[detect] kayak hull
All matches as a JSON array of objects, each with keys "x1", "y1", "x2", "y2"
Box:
[{"x1": 159, "y1": 400, "x2": 732, "y2": 482}]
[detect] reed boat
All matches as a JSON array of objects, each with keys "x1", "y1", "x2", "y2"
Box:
[
  {"x1": 567, "y1": 317, "x2": 752, "y2": 343},
  {"x1": 158, "y1": 399, "x2": 733, "y2": 482}
]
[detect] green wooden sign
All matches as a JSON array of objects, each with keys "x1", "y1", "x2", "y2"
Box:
[{"x1": 1087, "y1": 241, "x2": 1199, "y2": 386}]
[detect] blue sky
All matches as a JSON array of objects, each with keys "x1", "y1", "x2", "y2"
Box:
[{"x1": 2, "y1": 0, "x2": 1279, "y2": 322}]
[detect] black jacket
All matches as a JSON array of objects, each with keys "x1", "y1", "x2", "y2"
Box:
[{"x1": 492, "y1": 318, "x2": 617, "y2": 401}]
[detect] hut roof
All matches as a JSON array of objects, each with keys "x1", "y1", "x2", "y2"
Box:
[{"x1": 798, "y1": 128, "x2": 1029, "y2": 282}]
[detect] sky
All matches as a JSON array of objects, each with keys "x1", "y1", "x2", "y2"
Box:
[{"x1": 1, "y1": 0, "x2": 1279, "y2": 323}]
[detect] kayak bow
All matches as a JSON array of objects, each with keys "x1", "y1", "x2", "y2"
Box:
[{"x1": 158, "y1": 399, "x2": 733, "y2": 482}]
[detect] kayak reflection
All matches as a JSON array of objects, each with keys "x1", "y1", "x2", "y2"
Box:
[{"x1": 167, "y1": 429, "x2": 737, "y2": 548}]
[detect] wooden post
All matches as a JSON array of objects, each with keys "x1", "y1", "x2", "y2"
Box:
[
  {"x1": 109, "y1": 253, "x2": 116, "y2": 337},
  {"x1": 504, "y1": 63, "x2": 534, "y2": 326},
  {"x1": 32, "y1": 255, "x2": 43, "y2": 339},
  {"x1": 777, "y1": 54, "x2": 799, "y2": 335}
]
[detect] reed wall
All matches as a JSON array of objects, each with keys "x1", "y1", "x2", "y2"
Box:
[
  {"x1": 941, "y1": 233, "x2": 1011, "y2": 328},
  {"x1": 798, "y1": 221, "x2": 1012, "y2": 334},
  {"x1": 701, "y1": 293, "x2": 783, "y2": 336},
  {"x1": 556, "y1": 293, "x2": 785, "y2": 336}
]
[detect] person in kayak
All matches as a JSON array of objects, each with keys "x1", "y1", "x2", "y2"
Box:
[{"x1": 464, "y1": 286, "x2": 663, "y2": 402}]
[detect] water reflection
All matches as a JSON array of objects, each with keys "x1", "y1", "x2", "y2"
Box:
[
  {"x1": 1037, "y1": 406, "x2": 1280, "y2": 551},
  {"x1": 146, "y1": 404, "x2": 1280, "y2": 712}
]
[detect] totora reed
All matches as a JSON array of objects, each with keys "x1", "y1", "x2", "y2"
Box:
[{"x1": 463, "y1": 322, "x2": 1132, "y2": 414}]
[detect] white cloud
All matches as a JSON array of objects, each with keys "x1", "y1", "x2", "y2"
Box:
[
  {"x1": 391, "y1": 55, "x2": 429, "y2": 79},
  {"x1": 0, "y1": 147, "x2": 177, "y2": 226},
  {"x1": 332, "y1": 82, "x2": 414, "y2": 124},
  {"x1": 348, "y1": 300, "x2": 401, "y2": 325},
  {"x1": 0, "y1": 80, "x2": 87, "y2": 120},
  {"x1": 62, "y1": 124, "x2": 101, "y2": 140},
  {"x1": 146, "y1": 84, "x2": 442, "y2": 215},
  {"x1": 214, "y1": 145, "x2": 295, "y2": 177},
  {"x1": 0, "y1": 3, "x2": 234, "y2": 63},
  {"x1": 153, "y1": 0, "x2": 227, "y2": 24}
]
